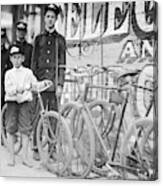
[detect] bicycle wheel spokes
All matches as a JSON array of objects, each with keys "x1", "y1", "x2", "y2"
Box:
[
  {"x1": 140, "y1": 124, "x2": 156, "y2": 178},
  {"x1": 120, "y1": 119, "x2": 153, "y2": 180},
  {"x1": 37, "y1": 111, "x2": 73, "y2": 176},
  {"x1": 69, "y1": 109, "x2": 95, "y2": 178}
]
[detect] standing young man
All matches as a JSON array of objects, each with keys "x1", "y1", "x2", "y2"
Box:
[
  {"x1": 31, "y1": 4, "x2": 66, "y2": 160},
  {"x1": 13, "y1": 20, "x2": 33, "y2": 68}
]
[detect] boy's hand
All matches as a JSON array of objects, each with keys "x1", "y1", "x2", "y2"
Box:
[
  {"x1": 16, "y1": 87, "x2": 24, "y2": 94},
  {"x1": 16, "y1": 93, "x2": 23, "y2": 103},
  {"x1": 43, "y1": 80, "x2": 53, "y2": 88}
]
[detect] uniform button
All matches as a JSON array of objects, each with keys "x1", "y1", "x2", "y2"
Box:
[
  {"x1": 48, "y1": 41, "x2": 51, "y2": 45},
  {"x1": 46, "y1": 59, "x2": 50, "y2": 63},
  {"x1": 46, "y1": 69, "x2": 49, "y2": 73},
  {"x1": 47, "y1": 50, "x2": 51, "y2": 54}
]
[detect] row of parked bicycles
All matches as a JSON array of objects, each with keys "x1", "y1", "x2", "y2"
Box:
[{"x1": 1, "y1": 63, "x2": 157, "y2": 180}]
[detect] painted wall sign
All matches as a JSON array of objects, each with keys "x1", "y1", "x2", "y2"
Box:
[{"x1": 58, "y1": 1, "x2": 157, "y2": 43}]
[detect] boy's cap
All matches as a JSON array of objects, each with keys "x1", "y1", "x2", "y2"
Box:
[
  {"x1": 10, "y1": 45, "x2": 24, "y2": 55},
  {"x1": 16, "y1": 20, "x2": 27, "y2": 31},
  {"x1": 44, "y1": 4, "x2": 60, "y2": 16},
  {"x1": 1, "y1": 27, "x2": 6, "y2": 37}
]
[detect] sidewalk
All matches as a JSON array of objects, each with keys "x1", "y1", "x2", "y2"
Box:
[{"x1": 0, "y1": 146, "x2": 55, "y2": 177}]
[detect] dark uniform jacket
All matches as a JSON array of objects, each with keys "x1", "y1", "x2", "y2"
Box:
[
  {"x1": 1, "y1": 46, "x2": 11, "y2": 74},
  {"x1": 1, "y1": 45, "x2": 12, "y2": 106},
  {"x1": 13, "y1": 40, "x2": 33, "y2": 68},
  {"x1": 31, "y1": 30, "x2": 66, "y2": 90}
]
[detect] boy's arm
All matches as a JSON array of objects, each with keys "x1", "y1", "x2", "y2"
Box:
[
  {"x1": 30, "y1": 71, "x2": 52, "y2": 92},
  {"x1": 5, "y1": 72, "x2": 17, "y2": 96}
]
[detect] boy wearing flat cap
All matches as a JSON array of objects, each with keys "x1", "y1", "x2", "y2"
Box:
[
  {"x1": 13, "y1": 20, "x2": 33, "y2": 68},
  {"x1": 5, "y1": 44, "x2": 52, "y2": 167},
  {"x1": 31, "y1": 4, "x2": 66, "y2": 160}
]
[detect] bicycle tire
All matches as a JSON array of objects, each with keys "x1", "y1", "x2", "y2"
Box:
[
  {"x1": 120, "y1": 118, "x2": 153, "y2": 180},
  {"x1": 88, "y1": 100, "x2": 112, "y2": 168},
  {"x1": 1, "y1": 103, "x2": 22, "y2": 154},
  {"x1": 36, "y1": 111, "x2": 73, "y2": 176},
  {"x1": 139, "y1": 121, "x2": 157, "y2": 179},
  {"x1": 88, "y1": 100, "x2": 128, "y2": 172},
  {"x1": 61, "y1": 102, "x2": 95, "y2": 178},
  {"x1": 136, "y1": 64, "x2": 155, "y2": 117}
]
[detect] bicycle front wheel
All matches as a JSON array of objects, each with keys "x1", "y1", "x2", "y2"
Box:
[
  {"x1": 61, "y1": 102, "x2": 95, "y2": 178},
  {"x1": 36, "y1": 111, "x2": 73, "y2": 176}
]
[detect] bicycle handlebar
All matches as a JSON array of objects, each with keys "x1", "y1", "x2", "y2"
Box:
[
  {"x1": 132, "y1": 83, "x2": 157, "y2": 92},
  {"x1": 35, "y1": 80, "x2": 53, "y2": 93}
]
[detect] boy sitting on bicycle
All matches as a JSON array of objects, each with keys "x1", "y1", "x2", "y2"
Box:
[{"x1": 4, "y1": 45, "x2": 52, "y2": 167}]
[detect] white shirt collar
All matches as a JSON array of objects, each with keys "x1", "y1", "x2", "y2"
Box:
[{"x1": 13, "y1": 66, "x2": 24, "y2": 71}]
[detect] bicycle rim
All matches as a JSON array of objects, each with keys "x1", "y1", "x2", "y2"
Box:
[
  {"x1": 61, "y1": 102, "x2": 95, "y2": 178},
  {"x1": 36, "y1": 111, "x2": 73, "y2": 176},
  {"x1": 71, "y1": 108, "x2": 95, "y2": 178},
  {"x1": 140, "y1": 121, "x2": 157, "y2": 179},
  {"x1": 120, "y1": 118, "x2": 153, "y2": 180}
]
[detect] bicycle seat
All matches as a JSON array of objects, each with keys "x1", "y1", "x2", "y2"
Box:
[{"x1": 118, "y1": 69, "x2": 141, "y2": 79}]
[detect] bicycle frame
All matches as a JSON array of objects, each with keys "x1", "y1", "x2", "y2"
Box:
[
  {"x1": 77, "y1": 82, "x2": 126, "y2": 176},
  {"x1": 86, "y1": 84, "x2": 129, "y2": 162},
  {"x1": 84, "y1": 75, "x2": 155, "y2": 169}
]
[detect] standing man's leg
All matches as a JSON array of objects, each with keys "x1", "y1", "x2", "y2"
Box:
[
  {"x1": 48, "y1": 92, "x2": 58, "y2": 134},
  {"x1": 32, "y1": 95, "x2": 41, "y2": 161}
]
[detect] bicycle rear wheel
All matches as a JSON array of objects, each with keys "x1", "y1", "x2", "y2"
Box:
[
  {"x1": 36, "y1": 111, "x2": 73, "y2": 176},
  {"x1": 61, "y1": 102, "x2": 95, "y2": 178},
  {"x1": 120, "y1": 118, "x2": 154, "y2": 180},
  {"x1": 1, "y1": 103, "x2": 22, "y2": 154},
  {"x1": 139, "y1": 121, "x2": 157, "y2": 180}
]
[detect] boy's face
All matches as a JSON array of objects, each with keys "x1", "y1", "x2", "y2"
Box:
[
  {"x1": 10, "y1": 54, "x2": 24, "y2": 68},
  {"x1": 44, "y1": 10, "x2": 57, "y2": 29}
]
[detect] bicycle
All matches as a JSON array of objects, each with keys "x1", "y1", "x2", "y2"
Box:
[
  {"x1": 106, "y1": 67, "x2": 157, "y2": 180},
  {"x1": 83, "y1": 67, "x2": 155, "y2": 178},
  {"x1": 120, "y1": 84, "x2": 157, "y2": 180},
  {"x1": 82, "y1": 67, "x2": 138, "y2": 169},
  {"x1": 34, "y1": 83, "x2": 73, "y2": 176},
  {"x1": 60, "y1": 67, "x2": 120, "y2": 178},
  {"x1": 1, "y1": 81, "x2": 73, "y2": 176}
]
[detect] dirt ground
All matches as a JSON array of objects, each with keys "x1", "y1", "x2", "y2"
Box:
[{"x1": 0, "y1": 146, "x2": 56, "y2": 178}]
